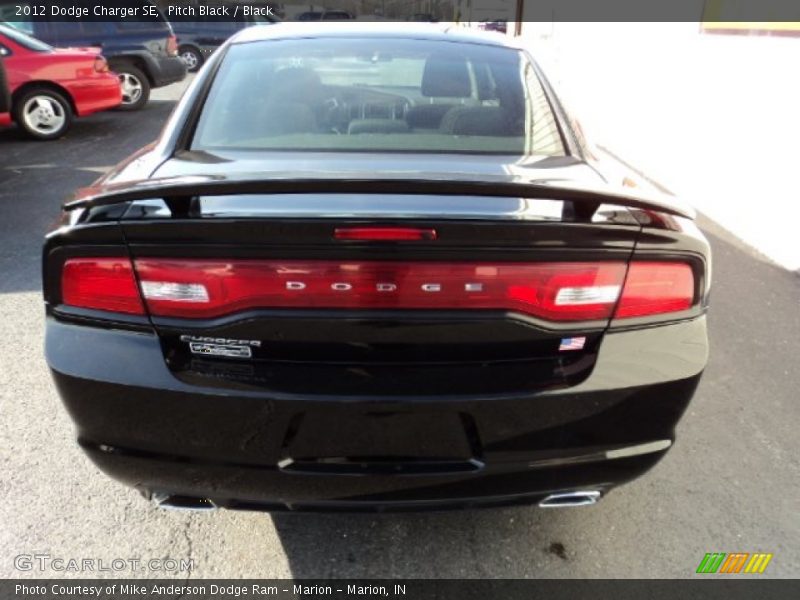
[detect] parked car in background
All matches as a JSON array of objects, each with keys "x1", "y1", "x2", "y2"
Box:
[
  {"x1": 407, "y1": 14, "x2": 438, "y2": 22},
  {"x1": 296, "y1": 10, "x2": 354, "y2": 20},
  {"x1": 44, "y1": 24, "x2": 711, "y2": 512},
  {"x1": 0, "y1": 24, "x2": 121, "y2": 139},
  {"x1": 479, "y1": 20, "x2": 508, "y2": 34},
  {"x1": 172, "y1": 7, "x2": 276, "y2": 73},
  {"x1": 0, "y1": 0, "x2": 185, "y2": 110}
]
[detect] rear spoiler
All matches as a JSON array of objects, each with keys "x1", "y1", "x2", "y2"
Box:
[{"x1": 64, "y1": 176, "x2": 696, "y2": 220}]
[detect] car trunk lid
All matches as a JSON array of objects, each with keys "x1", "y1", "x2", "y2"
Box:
[{"x1": 62, "y1": 162, "x2": 695, "y2": 397}]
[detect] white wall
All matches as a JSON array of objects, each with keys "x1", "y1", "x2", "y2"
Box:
[{"x1": 519, "y1": 22, "x2": 800, "y2": 271}]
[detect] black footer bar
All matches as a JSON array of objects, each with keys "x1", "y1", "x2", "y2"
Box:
[{"x1": 4, "y1": 579, "x2": 799, "y2": 600}]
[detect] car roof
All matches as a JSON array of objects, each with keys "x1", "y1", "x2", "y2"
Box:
[{"x1": 231, "y1": 22, "x2": 522, "y2": 49}]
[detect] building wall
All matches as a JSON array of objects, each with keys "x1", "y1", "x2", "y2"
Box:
[{"x1": 516, "y1": 21, "x2": 800, "y2": 270}]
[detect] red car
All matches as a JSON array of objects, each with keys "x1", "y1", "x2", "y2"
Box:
[{"x1": 0, "y1": 23, "x2": 121, "y2": 140}]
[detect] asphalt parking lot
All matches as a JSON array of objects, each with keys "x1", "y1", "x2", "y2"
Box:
[{"x1": 1, "y1": 83, "x2": 798, "y2": 579}]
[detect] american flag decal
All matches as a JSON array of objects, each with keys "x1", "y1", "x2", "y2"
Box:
[{"x1": 559, "y1": 336, "x2": 586, "y2": 351}]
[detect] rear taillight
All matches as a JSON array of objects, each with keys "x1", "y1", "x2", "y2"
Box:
[
  {"x1": 61, "y1": 258, "x2": 144, "y2": 315},
  {"x1": 166, "y1": 35, "x2": 178, "y2": 57},
  {"x1": 133, "y1": 259, "x2": 629, "y2": 321},
  {"x1": 615, "y1": 262, "x2": 694, "y2": 318},
  {"x1": 93, "y1": 56, "x2": 109, "y2": 73},
  {"x1": 59, "y1": 258, "x2": 696, "y2": 323}
]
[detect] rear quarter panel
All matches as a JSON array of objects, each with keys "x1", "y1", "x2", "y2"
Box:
[{"x1": 3, "y1": 41, "x2": 121, "y2": 115}]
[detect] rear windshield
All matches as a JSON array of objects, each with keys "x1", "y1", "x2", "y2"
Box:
[
  {"x1": 192, "y1": 38, "x2": 566, "y2": 156},
  {"x1": 0, "y1": 23, "x2": 51, "y2": 51}
]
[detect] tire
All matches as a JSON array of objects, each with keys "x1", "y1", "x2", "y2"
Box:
[
  {"x1": 179, "y1": 46, "x2": 203, "y2": 73},
  {"x1": 114, "y1": 65, "x2": 151, "y2": 111},
  {"x1": 13, "y1": 87, "x2": 73, "y2": 140}
]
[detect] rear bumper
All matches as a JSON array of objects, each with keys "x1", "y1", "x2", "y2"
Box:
[
  {"x1": 46, "y1": 316, "x2": 707, "y2": 511},
  {"x1": 148, "y1": 55, "x2": 187, "y2": 88},
  {"x1": 82, "y1": 442, "x2": 666, "y2": 512},
  {"x1": 69, "y1": 74, "x2": 122, "y2": 116}
]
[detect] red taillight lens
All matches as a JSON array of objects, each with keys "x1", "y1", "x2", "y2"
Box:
[
  {"x1": 166, "y1": 35, "x2": 178, "y2": 57},
  {"x1": 334, "y1": 227, "x2": 437, "y2": 241},
  {"x1": 615, "y1": 262, "x2": 694, "y2": 318},
  {"x1": 134, "y1": 259, "x2": 629, "y2": 321},
  {"x1": 62, "y1": 258, "x2": 144, "y2": 315},
  {"x1": 60, "y1": 258, "x2": 696, "y2": 322}
]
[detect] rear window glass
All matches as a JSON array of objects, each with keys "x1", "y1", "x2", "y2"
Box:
[
  {"x1": 0, "y1": 4, "x2": 33, "y2": 34},
  {"x1": 192, "y1": 38, "x2": 565, "y2": 156},
  {"x1": 0, "y1": 23, "x2": 51, "y2": 51}
]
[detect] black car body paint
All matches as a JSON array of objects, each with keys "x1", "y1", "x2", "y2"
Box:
[{"x1": 43, "y1": 24, "x2": 710, "y2": 512}]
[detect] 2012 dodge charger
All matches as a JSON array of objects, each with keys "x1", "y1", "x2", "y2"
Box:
[{"x1": 43, "y1": 24, "x2": 710, "y2": 512}]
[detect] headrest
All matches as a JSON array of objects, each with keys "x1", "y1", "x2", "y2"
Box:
[
  {"x1": 406, "y1": 104, "x2": 455, "y2": 129},
  {"x1": 421, "y1": 54, "x2": 471, "y2": 98}
]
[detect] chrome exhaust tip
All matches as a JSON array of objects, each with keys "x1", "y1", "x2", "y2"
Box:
[
  {"x1": 539, "y1": 490, "x2": 601, "y2": 508},
  {"x1": 152, "y1": 493, "x2": 217, "y2": 512}
]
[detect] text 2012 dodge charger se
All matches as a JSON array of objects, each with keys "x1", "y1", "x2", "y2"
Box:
[{"x1": 43, "y1": 24, "x2": 710, "y2": 512}]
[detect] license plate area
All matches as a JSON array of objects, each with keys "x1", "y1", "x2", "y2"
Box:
[{"x1": 279, "y1": 411, "x2": 483, "y2": 475}]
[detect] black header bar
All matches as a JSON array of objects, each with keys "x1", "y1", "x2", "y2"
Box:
[{"x1": 1, "y1": 1, "x2": 800, "y2": 23}]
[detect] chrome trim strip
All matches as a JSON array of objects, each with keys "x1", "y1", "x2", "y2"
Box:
[
  {"x1": 527, "y1": 439, "x2": 672, "y2": 469},
  {"x1": 605, "y1": 439, "x2": 672, "y2": 460}
]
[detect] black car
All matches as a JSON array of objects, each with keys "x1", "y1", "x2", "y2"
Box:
[
  {"x1": 43, "y1": 24, "x2": 710, "y2": 513},
  {"x1": 0, "y1": 0, "x2": 186, "y2": 110},
  {"x1": 172, "y1": 8, "x2": 276, "y2": 73},
  {"x1": 296, "y1": 10, "x2": 354, "y2": 21}
]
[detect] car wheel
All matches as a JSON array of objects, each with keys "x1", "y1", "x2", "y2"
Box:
[
  {"x1": 115, "y1": 65, "x2": 150, "y2": 111},
  {"x1": 13, "y1": 87, "x2": 73, "y2": 140},
  {"x1": 179, "y1": 46, "x2": 203, "y2": 73}
]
